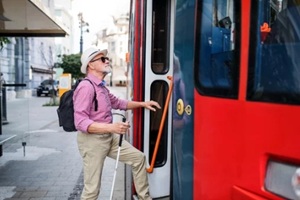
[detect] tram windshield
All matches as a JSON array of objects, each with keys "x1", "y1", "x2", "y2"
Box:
[{"x1": 247, "y1": 0, "x2": 300, "y2": 104}]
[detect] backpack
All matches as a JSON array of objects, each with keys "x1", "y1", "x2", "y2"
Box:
[{"x1": 57, "y1": 79, "x2": 98, "y2": 132}]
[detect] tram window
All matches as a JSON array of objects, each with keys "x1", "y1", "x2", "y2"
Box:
[
  {"x1": 149, "y1": 80, "x2": 168, "y2": 167},
  {"x1": 247, "y1": 0, "x2": 300, "y2": 105},
  {"x1": 151, "y1": 0, "x2": 170, "y2": 74},
  {"x1": 194, "y1": 0, "x2": 240, "y2": 98}
]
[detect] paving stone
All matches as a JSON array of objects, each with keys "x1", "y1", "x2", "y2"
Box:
[{"x1": 0, "y1": 96, "x2": 125, "y2": 200}]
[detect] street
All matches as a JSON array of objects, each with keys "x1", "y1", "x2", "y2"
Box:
[{"x1": 0, "y1": 87, "x2": 126, "y2": 200}]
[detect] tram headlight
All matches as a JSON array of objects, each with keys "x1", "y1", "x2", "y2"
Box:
[
  {"x1": 265, "y1": 161, "x2": 300, "y2": 200},
  {"x1": 292, "y1": 168, "x2": 300, "y2": 199}
]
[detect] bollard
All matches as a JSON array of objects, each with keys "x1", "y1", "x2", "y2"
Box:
[
  {"x1": 0, "y1": 83, "x2": 25, "y2": 157},
  {"x1": 2, "y1": 87, "x2": 8, "y2": 124}
]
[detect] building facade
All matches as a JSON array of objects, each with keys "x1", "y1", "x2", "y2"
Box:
[
  {"x1": 54, "y1": 0, "x2": 74, "y2": 57},
  {"x1": 0, "y1": 0, "x2": 73, "y2": 99},
  {"x1": 95, "y1": 13, "x2": 129, "y2": 87}
]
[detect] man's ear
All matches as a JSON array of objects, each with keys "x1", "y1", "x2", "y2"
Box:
[{"x1": 87, "y1": 63, "x2": 93, "y2": 71}]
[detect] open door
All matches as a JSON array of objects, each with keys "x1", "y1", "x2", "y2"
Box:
[{"x1": 143, "y1": 0, "x2": 175, "y2": 198}]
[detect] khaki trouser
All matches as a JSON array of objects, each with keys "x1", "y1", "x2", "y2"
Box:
[{"x1": 77, "y1": 132, "x2": 152, "y2": 200}]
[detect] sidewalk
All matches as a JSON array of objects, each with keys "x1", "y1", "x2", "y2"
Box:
[{"x1": 0, "y1": 87, "x2": 126, "y2": 200}]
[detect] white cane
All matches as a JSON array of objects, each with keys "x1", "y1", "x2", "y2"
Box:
[{"x1": 110, "y1": 117, "x2": 126, "y2": 200}]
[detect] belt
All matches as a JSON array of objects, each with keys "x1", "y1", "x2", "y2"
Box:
[
  {"x1": 99, "y1": 133, "x2": 111, "y2": 137},
  {"x1": 78, "y1": 131, "x2": 111, "y2": 138}
]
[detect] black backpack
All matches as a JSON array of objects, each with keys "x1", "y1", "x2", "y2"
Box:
[{"x1": 57, "y1": 79, "x2": 98, "y2": 132}]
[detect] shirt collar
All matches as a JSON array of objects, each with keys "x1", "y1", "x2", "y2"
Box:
[
  {"x1": 99, "y1": 80, "x2": 106, "y2": 86},
  {"x1": 86, "y1": 74, "x2": 105, "y2": 87}
]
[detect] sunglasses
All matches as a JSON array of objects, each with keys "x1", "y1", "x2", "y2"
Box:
[{"x1": 91, "y1": 56, "x2": 109, "y2": 63}]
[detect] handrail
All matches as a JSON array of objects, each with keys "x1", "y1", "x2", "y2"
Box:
[
  {"x1": 147, "y1": 76, "x2": 173, "y2": 173},
  {"x1": 3, "y1": 83, "x2": 26, "y2": 87}
]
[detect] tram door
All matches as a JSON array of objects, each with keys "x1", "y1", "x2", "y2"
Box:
[{"x1": 143, "y1": 0, "x2": 174, "y2": 198}]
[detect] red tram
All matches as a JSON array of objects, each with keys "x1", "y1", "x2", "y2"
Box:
[{"x1": 125, "y1": 0, "x2": 300, "y2": 199}]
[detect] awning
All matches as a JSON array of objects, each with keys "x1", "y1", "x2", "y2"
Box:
[
  {"x1": 0, "y1": 0, "x2": 68, "y2": 37},
  {"x1": 31, "y1": 66, "x2": 54, "y2": 74}
]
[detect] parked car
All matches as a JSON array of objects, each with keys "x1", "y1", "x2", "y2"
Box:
[{"x1": 36, "y1": 79, "x2": 59, "y2": 97}]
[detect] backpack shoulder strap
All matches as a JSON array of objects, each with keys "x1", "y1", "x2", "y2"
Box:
[{"x1": 82, "y1": 78, "x2": 98, "y2": 111}]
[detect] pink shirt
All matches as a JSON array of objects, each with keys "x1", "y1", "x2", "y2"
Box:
[{"x1": 73, "y1": 74, "x2": 128, "y2": 133}]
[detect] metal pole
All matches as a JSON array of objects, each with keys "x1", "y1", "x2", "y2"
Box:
[
  {"x1": 110, "y1": 71, "x2": 113, "y2": 86},
  {"x1": 78, "y1": 13, "x2": 88, "y2": 54},
  {"x1": 78, "y1": 12, "x2": 83, "y2": 54},
  {"x1": 2, "y1": 87, "x2": 7, "y2": 124},
  {"x1": 110, "y1": 116, "x2": 126, "y2": 200},
  {"x1": 0, "y1": 80, "x2": 3, "y2": 156},
  {"x1": 80, "y1": 26, "x2": 83, "y2": 54}
]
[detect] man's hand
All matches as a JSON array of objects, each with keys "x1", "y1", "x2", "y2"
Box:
[
  {"x1": 111, "y1": 121, "x2": 130, "y2": 134},
  {"x1": 144, "y1": 100, "x2": 161, "y2": 111}
]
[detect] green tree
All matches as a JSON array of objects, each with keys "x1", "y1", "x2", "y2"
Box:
[
  {"x1": 0, "y1": 37, "x2": 10, "y2": 50},
  {"x1": 57, "y1": 53, "x2": 83, "y2": 80}
]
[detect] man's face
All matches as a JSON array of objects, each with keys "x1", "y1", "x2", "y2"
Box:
[{"x1": 88, "y1": 53, "x2": 111, "y2": 74}]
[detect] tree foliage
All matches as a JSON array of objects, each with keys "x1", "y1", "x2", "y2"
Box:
[
  {"x1": 57, "y1": 53, "x2": 84, "y2": 80},
  {"x1": 0, "y1": 37, "x2": 10, "y2": 50}
]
